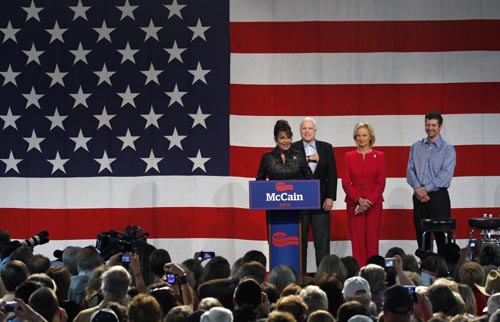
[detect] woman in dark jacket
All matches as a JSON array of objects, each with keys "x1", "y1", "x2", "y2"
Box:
[{"x1": 256, "y1": 119, "x2": 312, "y2": 181}]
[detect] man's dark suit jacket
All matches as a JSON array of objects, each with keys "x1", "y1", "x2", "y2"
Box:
[{"x1": 292, "y1": 140, "x2": 338, "y2": 204}]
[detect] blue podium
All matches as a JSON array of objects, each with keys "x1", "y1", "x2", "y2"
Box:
[{"x1": 249, "y1": 180, "x2": 320, "y2": 274}]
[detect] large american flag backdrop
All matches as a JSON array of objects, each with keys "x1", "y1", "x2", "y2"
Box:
[{"x1": 0, "y1": 0, "x2": 499, "y2": 271}]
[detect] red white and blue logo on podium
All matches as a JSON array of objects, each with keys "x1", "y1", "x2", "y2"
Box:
[{"x1": 249, "y1": 179, "x2": 320, "y2": 210}]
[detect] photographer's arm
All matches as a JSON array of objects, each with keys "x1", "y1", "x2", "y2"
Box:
[
  {"x1": 14, "y1": 298, "x2": 49, "y2": 322},
  {"x1": 393, "y1": 255, "x2": 414, "y2": 286},
  {"x1": 164, "y1": 262, "x2": 194, "y2": 310},
  {"x1": 107, "y1": 252, "x2": 123, "y2": 267},
  {"x1": 130, "y1": 253, "x2": 147, "y2": 294},
  {"x1": 453, "y1": 247, "x2": 472, "y2": 281}
]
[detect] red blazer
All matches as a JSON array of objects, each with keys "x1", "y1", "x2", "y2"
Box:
[{"x1": 342, "y1": 150, "x2": 386, "y2": 205}]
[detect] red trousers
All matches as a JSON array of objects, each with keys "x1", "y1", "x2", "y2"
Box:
[{"x1": 346, "y1": 202, "x2": 382, "y2": 267}]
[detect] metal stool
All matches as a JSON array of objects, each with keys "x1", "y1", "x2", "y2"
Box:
[
  {"x1": 469, "y1": 217, "x2": 500, "y2": 244},
  {"x1": 421, "y1": 218, "x2": 456, "y2": 252}
]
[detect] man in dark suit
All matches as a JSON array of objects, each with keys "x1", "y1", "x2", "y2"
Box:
[{"x1": 292, "y1": 117, "x2": 337, "y2": 274}]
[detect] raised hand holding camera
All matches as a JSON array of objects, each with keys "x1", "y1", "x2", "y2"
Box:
[{"x1": 194, "y1": 251, "x2": 215, "y2": 262}]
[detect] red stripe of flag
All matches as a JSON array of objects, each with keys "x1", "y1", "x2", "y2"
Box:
[
  {"x1": 230, "y1": 83, "x2": 500, "y2": 116},
  {"x1": 231, "y1": 20, "x2": 500, "y2": 53},
  {"x1": 3, "y1": 208, "x2": 495, "y2": 241}
]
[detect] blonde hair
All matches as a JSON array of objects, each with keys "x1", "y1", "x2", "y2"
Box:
[{"x1": 353, "y1": 121, "x2": 376, "y2": 147}]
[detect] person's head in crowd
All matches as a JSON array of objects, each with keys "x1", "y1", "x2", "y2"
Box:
[
  {"x1": 385, "y1": 247, "x2": 405, "y2": 259},
  {"x1": 28, "y1": 273, "x2": 56, "y2": 290},
  {"x1": 267, "y1": 265, "x2": 297, "y2": 295},
  {"x1": 47, "y1": 266, "x2": 71, "y2": 302},
  {"x1": 0, "y1": 230, "x2": 10, "y2": 246},
  {"x1": 484, "y1": 293, "x2": 500, "y2": 317},
  {"x1": 242, "y1": 250, "x2": 267, "y2": 268},
  {"x1": 458, "y1": 261, "x2": 484, "y2": 291},
  {"x1": 164, "y1": 305, "x2": 193, "y2": 322},
  {"x1": 315, "y1": 255, "x2": 347, "y2": 282},
  {"x1": 149, "y1": 249, "x2": 171, "y2": 280},
  {"x1": 10, "y1": 245, "x2": 33, "y2": 266},
  {"x1": 266, "y1": 310, "x2": 297, "y2": 322},
  {"x1": 127, "y1": 293, "x2": 162, "y2": 322},
  {"x1": 366, "y1": 255, "x2": 384, "y2": 268},
  {"x1": 420, "y1": 255, "x2": 449, "y2": 281},
  {"x1": 306, "y1": 310, "x2": 334, "y2": 322},
  {"x1": 62, "y1": 246, "x2": 82, "y2": 276},
  {"x1": 476, "y1": 269, "x2": 500, "y2": 297},
  {"x1": 456, "y1": 283, "x2": 477, "y2": 316},
  {"x1": 340, "y1": 256, "x2": 360, "y2": 280},
  {"x1": 336, "y1": 301, "x2": 368, "y2": 322},
  {"x1": 182, "y1": 258, "x2": 203, "y2": 289},
  {"x1": 426, "y1": 316, "x2": 448, "y2": 322},
  {"x1": 342, "y1": 276, "x2": 371, "y2": 309},
  {"x1": 401, "y1": 254, "x2": 419, "y2": 273},
  {"x1": 299, "y1": 285, "x2": 328, "y2": 318},
  {"x1": 230, "y1": 257, "x2": 243, "y2": 279},
  {"x1": 300, "y1": 276, "x2": 316, "y2": 288},
  {"x1": 316, "y1": 275, "x2": 343, "y2": 318},
  {"x1": 199, "y1": 256, "x2": 231, "y2": 284},
  {"x1": 449, "y1": 314, "x2": 473, "y2": 322},
  {"x1": 382, "y1": 285, "x2": 414, "y2": 322},
  {"x1": 29, "y1": 254, "x2": 51, "y2": 274},
  {"x1": 233, "y1": 276, "x2": 262, "y2": 311},
  {"x1": 197, "y1": 277, "x2": 235, "y2": 311},
  {"x1": 432, "y1": 277, "x2": 459, "y2": 292},
  {"x1": 427, "y1": 283, "x2": 463, "y2": 317},
  {"x1": 101, "y1": 265, "x2": 131, "y2": 303},
  {"x1": 238, "y1": 261, "x2": 266, "y2": 284},
  {"x1": 262, "y1": 281, "x2": 280, "y2": 305},
  {"x1": 200, "y1": 307, "x2": 233, "y2": 322},
  {"x1": 83, "y1": 265, "x2": 108, "y2": 308},
  {"x1": 347, "y1": 315, "x2": 372, "y2": 322},
  {"x1": 359, "y1": 264, "x2": 385, "y2": 300},
  {"x1": 479, "y1": 244, "x2": 500, "y2": 267},
  {"x1": 489, "y1": 309, "x2": 500, "y2": 322},
  {"x1": 276, "y1": 295, "x2": 308, "y2": 322},
  {"x1": 90, "y1": 307, "x2": 120, "y2": 322},
  {"x1": 28, "y1": 287, "x2": 60, "y2": 322},
  {"x1": 0, "y1": 240, "x2": 20, "y2": 261},
  {"x1": 197, "y1": 297, "x2": 222, "y2": 311},
  {"x1": 281, "y1": 283, "x2": 302, "y2": 297},
  {"x1": 15, "y1": 279, "x2": 43, "y2": 303},
  {"x1": 438, "y1": 242, "x2": 460, "y2": 268},
  {"x1": 77, "y1": 246, "x2": 103, "y2": 273},
  {"x1": 149, "y1": 282, "x2": 180, "y2": 317},
  {"x1": 1, "y1": 259, "x2": 29, "y2": 292}
]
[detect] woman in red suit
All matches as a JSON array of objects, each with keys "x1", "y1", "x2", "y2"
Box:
[{"x1": 342, "y1": 121, "x2": 386, "y2": 267}]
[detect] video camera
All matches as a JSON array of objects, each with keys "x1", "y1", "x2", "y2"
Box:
[{"x1": 95, "y1": 225, "x2": 149, "y2": 260}]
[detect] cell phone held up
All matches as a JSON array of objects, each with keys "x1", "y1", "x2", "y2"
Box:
[
  {"x1": 194, "y1": 251, "x2": 215, "y2": 262},
  {"x1": 3, "y1": 301, "x2": 16, "y2": 313},
  {"x1": 405, "y1": 286, "x2": 418, "y2": 303},
  {"x1": 165, "y1": 273, "x2": 177, "y2": 284},
  {"x1": 385, "y1": 257, "x2": 394, "y2": 267}
]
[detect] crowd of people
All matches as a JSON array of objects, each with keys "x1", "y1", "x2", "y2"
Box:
[{"x1": 2, "y1": 227, "x2": 500, "y2": 322}]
